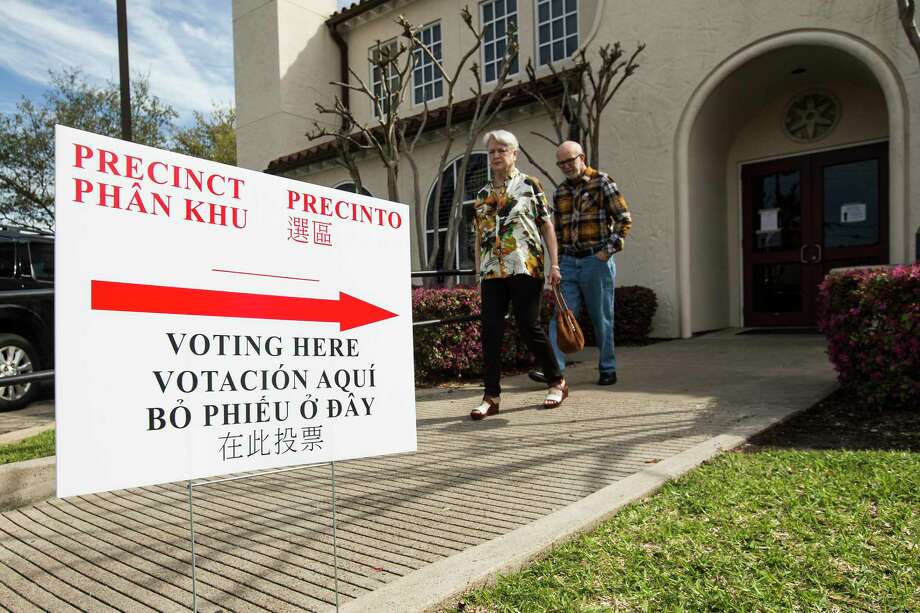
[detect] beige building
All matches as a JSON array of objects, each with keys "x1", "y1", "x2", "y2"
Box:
[{"x1": 233, "y1": 0, "x2": 919, "y2": 338}]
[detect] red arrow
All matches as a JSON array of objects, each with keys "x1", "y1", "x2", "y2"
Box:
[{"x1": 90, "y1": 280, "x2": 398, "y2": 331}]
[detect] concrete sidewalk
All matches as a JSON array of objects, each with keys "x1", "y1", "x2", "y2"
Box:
[
  {"x1": 0, "y1": 332, "x2": 835, "y2": 612},
  {"x1": 0, "y1": 400, "x2": 53, "y2": 442}
]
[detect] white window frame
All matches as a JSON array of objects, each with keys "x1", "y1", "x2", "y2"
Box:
[
  {"x1": 412, "y1": 21, "x2": 444, "y2": 106},
  {"x1": 536, "y1": 0, "x2": 579, "y2": 67},
  {"x1": 480, "y1": 0, "x2": 519, "y2": 83},
  {"x1": 424, "y1": 152, "x2": 491, "y2": 271},
  {"x1": 370, "y1": 38, "x2": 400, "y2": 118}
]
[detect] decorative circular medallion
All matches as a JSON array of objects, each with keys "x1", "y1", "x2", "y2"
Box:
[{"x1": 783, "y1": 90, "x2": 841, "y2": 143}]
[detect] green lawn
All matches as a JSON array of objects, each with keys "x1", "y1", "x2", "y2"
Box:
[
  {"x1": 0, "y1": 429, "x2": 54, "y2": 465},
  {"x1": 455, "y1": 450, "x2": 919, "y2": 612}
]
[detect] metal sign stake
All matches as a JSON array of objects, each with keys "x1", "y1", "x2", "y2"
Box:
[
  {"x1": 182, "y1": 462, "x2": 346, "y2": 611},
  {"x1": 331, "y1": 461, "x2": 341, "y2": 612},
  {"x1": 187, "y1": 480, "x2": 198, "y2": 613}
]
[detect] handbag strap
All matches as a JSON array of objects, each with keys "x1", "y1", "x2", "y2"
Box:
[{"x1": 552, "y1": 284, "x2": 571, "y2": 313}]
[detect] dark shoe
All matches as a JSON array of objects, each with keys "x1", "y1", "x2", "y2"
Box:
[
  {"x1": 597, "y1": 371, "x2": 617, "y2": 386},
  {"x1": 528, "y1": 370, "x2": 549, "y2": 384}
]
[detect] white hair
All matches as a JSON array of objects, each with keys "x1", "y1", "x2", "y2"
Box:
[{"x1": 483, "y1": 129, "x2": 519, "y2": 151}]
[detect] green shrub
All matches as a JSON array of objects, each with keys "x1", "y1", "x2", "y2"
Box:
[
  {"x1": 578, "y1": 285, "x2": 658, "y2": 345},
  {"x1": 412, "y1": 284, "x2": 658, "y2": 383}
]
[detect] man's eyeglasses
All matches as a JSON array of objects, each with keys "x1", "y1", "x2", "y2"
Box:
[{"x1": 556, "y1": 154, "x2": 583, "y2": 168}]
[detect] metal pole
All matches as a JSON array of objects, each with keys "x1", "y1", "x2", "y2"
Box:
[
  {"x1": 187, "y1": 481, "x2": 198, "y2": 613},
  {"x1": 331, "y1": 461, "x2": 340, "y2": 612},
  {"x1": 116, "y1": 0, "x2": 132, "y2": 141}
]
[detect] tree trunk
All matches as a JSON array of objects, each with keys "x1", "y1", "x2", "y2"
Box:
[
  {"x1": 405, "y1": 152, "x2": 428, "y2": 273},
  {"x1": 442, "y1": 141, "x2": 477, "y2": 283},
  {"x1": 590, "y1": 121, "x2": 601, "y2": 170}
]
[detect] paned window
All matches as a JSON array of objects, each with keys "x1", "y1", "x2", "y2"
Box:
[
  {"x1": 426, "y1": 153, "x2": 490, "y2": 273},
  {"x1": 370, "y1": 39, "x2": 400, "y2": 117},
  {"x1": 413, "y1": 22, "x2": 443, "y2": 105},
  {"x1": 481, "y1": 0, "x2": 518, "y2": 82},
  {"x1": 536, "y1": 0, "x2": 578, "y2": 66}
]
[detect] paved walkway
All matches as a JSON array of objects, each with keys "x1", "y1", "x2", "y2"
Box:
[{"x1": 0, "y1": 332, "x2": 835, "y2": 612}]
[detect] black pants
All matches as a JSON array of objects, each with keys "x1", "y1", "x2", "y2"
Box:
[{"x1": 481, "y1": 274, "x2": 563, "y2": 397}]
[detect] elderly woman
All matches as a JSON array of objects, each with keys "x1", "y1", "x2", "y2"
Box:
[{"x1": 470, "y1": 129, "x2": 567, "y2": 420}]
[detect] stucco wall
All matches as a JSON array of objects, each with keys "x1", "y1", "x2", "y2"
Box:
[
  {"x1": 338, "y1": 0, "x2": 600, "y2": 128},
  {"x1": 237, "y1": 0, "x2": 919, "y2": 338},
  {"x1": 233, "y1": 0, "x2": 340, "y2": 170}
]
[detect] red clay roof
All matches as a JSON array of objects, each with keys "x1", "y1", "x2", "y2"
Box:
[{"x1": 327, "y1": 0, "x2": 390, "y2": 25}]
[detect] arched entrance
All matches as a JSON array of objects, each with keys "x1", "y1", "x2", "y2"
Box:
[{"x1": 675, "y1": 30, "x2": 908, "y2": 337}]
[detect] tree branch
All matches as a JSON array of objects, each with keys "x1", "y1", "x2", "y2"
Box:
[
  {"x1": 899, "y1": 0, "x2": 920, "y2": 64},
  {"x1": 518, "y1": 143, "x2": 559, "y2": 190}
]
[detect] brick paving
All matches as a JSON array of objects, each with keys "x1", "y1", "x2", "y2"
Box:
[{"x1": 0, "y1": 332, "x2": 835, "y2": 611}]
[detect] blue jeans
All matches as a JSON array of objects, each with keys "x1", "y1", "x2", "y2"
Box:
[{"x1": 549, "y1": 253, "x2": 616, "y2": 375}]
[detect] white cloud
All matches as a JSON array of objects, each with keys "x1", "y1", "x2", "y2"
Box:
[
  {"x1": 0, "y1": 0, "x2": 234, "y2": 120},
  {"x1": 0, "y1": 1, "x2": 117, "y2": 83}
]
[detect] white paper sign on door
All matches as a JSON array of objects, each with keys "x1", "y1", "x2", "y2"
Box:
[
  {"x1": 840, "y1": 203, "x2": 867, "y2": 223},
  {"x1": 759, "y1": 208, "x2": 780, "y2": 232},
  {"x1": 54, "y1": 125, "x2": 416, "y2": 497}
]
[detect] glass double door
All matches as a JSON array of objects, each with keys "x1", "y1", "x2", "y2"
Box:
[{"x1": 741, "y1": 143, "x2": 888, "y2": 327}]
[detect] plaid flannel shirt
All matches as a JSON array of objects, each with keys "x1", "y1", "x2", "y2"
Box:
[{"x1": 553, "y1": 167, "x2": 632, "y2": 256}]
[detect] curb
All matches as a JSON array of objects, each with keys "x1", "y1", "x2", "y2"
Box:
[
  {"x1": 341, "y1": 392, "x2": 835, "y2": 613},
  {"x1": 0, "y1": 423, "x2": 53, "y2": 446},
  {"x1": 0, "y1": 456, "x2": 55, "y2": 512}
]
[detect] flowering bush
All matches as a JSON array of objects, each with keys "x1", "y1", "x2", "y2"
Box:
[
  {"x1": 817, "y1": 264, "x2": 920, "y2": 411},
  {"x1": 412, "y1": 284, "x2": 659, "y2": 383}
]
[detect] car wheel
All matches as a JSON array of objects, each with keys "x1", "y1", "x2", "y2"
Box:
[{"x1": 0, "y1": 334, "x2": 39, "y2": 412}]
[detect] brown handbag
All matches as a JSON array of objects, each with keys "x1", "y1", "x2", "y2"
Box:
[{"x1": 553, "y1": 284, "x2": 585, "y2": 354}]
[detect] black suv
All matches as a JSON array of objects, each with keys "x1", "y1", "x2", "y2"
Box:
[{"x1": 0, "y1": 227, "x2": 53, "y2": 410}]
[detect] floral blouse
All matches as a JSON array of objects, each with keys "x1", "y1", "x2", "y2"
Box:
[{"x1": 473, "y1": 168, "x2": 550, "y2": 280}]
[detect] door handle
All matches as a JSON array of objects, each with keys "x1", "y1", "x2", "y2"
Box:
[
  {"x1": 813, "y1": 244, "x2": 822, "y2": 263},
  {"x1": 800, "y1": 244, "x2": 808, "y2": 263}
]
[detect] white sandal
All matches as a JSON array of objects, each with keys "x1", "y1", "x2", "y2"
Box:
[
  {"x1": 470, "y1": 396, "x2": 499, "y2": 420},
  {"x1": 544, "y1": 381, "x2": 569, "y2": 408}
]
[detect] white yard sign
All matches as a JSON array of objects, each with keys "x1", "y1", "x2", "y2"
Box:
[{"x1": 54, "y1": 126, "x2": 416, "y2": 497}]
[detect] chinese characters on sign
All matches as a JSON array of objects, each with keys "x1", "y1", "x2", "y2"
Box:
[
  {"x1": 219, "y1": 425, "x2": 322, "y2": 461},
  {"x1": 288, "y1": 217, "x2": 334, "y2": 246}
]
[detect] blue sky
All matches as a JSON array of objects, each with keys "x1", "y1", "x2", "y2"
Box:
[{"x1": 0, "y1": 0, "x2": 352, "y2": 124}]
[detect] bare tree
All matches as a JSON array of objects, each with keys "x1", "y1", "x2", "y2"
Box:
[
  {"x1": 398, "y1": 103, "x2": 430, "y2": 260},
  {"x1": 520, "y1": 42, "x2": 645, "y2": 185},
  {"x1": 305, "y1": 7, "x2": 519, "y2": 274},
  {"x1": 898, "y1": 0, "x2": 920, "y2": 64},
  {"x1": 398, "y1": 8, "x2": 520, "y2": 272},
  {"x1": 307, "y1": 37, "x2": 418, "y2": 202}
]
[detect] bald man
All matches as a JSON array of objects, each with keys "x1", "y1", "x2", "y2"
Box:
[{"x1": 530, "y1": 141, "x2": 632, "y2": 386}]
